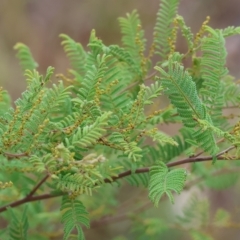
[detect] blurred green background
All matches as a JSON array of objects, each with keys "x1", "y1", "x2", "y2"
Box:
[{"x1": 1, "y1": 0, "x2": 240, "y2": 239}]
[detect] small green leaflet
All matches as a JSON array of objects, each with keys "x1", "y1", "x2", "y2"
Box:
[{"x1": 148, "y1": 162, "x2": 187, "y2": 206}]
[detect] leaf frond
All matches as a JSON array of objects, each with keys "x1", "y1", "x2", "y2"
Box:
[
  {"x1": 153, "y1": 0, "x2": 180, "y2": 59},
  {"x1": 61, "y1": 196, "x2": 89, "y2": 240},
  {"x1": 14, "y1": 43, "x2": 38, "y2": 72},
  {"x1": 148, "y1": 162, "x2": 186, "y2": 206}
]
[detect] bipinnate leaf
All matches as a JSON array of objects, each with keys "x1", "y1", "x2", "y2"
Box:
[
  {"x1": 61, "y1": 196, "x2": 89, "y2": 240},
  {"x1": 14, "y1": 43, "x2": 38, "y2": 72},
  {"x1": 8, "y1": 206, "x2": 28, "y2": 240},
  {"x1": 148, "y1": 162, "x2": 187, "y2": 206}
]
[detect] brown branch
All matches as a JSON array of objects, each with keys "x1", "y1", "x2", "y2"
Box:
[
  {"x1": 27, "y1": 174, "x2": 49, "y2": 197},
  {"x1": 144, "y1": 71, "x2": 157, "y2": 80},
  {"x1": 0, "y1": 146, "x2": 237, "y2": 214},
  {"x1": 91, "y1": 165, "x2": 240, "y2": 228},
  {"x1": 0, "y1": 174, "x2": 55, "y2": 213},
  {"x1": 105, "y1": 145, "x2": 236, "y2": 182},
  {"x1": 0, "y1": 192, "x2": 63, "y2": 213},
  {"x1": 189, "y1": 138, "x2": 230, "y2": 159},
  {"x1": 103, "y1": 167, "x2": 149, "y2": 183},
  {"x1": 216, "y1": 145, "x2": 235, "y2": 157}
]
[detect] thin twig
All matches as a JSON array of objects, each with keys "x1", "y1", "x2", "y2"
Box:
[
  {"x1": 118, "y1": 71, "x2": 157, "y2": 95},
  {"x1": 216, "y1": 145, "x2": 236, "y2": 157},
  {"x1": 0, "y1": 146, "x2": 238, "y2": 213},
  {"x1": 103, "y1": 167, "x2": 149, "y2": 184},
  {"x1": 118, "y1": 81, "x2": 139, "y2": 95},
  {"x1": 27, "y1": 174, "x2": 49, "y2": 197},
  {"x1": 0, "y1": 192, "x2": 63, "y2": 213},
  {"x1": 167, "y1": 155, "x2": 233, "y2": 167},
  {"x1": 144, "y1": 71, "x2": 157, "y2": 80},
  {"x1": 190, "y1": 138, "x2": 228, "y2": 159},
  {"x1": 91, "y1": 165, "x2": 240, "y2": 228}
]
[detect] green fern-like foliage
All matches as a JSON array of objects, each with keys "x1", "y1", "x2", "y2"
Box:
[
  {"x1": 0, "y1": 87, "x2": 11, "y2": 115},
  {"x1": 176, "y1": 194, "x2": 232, "y2": 239},
  {"x1": 154, "y1": 0, "x2": 180, "y2": 59},
  {"x1": 199, "y1": 27, "x2": 228, "y2": 127},
  {"x1": 175, "y1": 15, "x2": 194, "y2": 50},
  {"x1": 222, "y1": 75, "x2": 240, "y2": 106},
  {"x1": 192, "y1": 161, "x2": 239, "y2": 190},
  {"x1": 14, "y1": 43, "x2": 38, "y2": 72},
  {"x1": 61, "y1": 196, "x2": 89, "y2": 240},
  {"x1": 8, "y1": 206, "x2": 29, "y2": 240},
  {"x1": 147, "y1": 128, "x2": 192, "y2": 164},
  {"x1": 118, "y1": 10, "x2": 147, "y2": 76},
  {"x1": 221, "y1": 26, "x2": 240, "y2": 37},
  {"x1": 60, "y1": 34, "x2": 87, "y2": 77},
  {"x1": 156, "y1": 62, "x2": 207, "y2": 128},
  {"x1": 1, "y1": 0, "x2": 240, "y2": 239},
  {"x1": 148, "y1": 162, "x2": 186, "y2": 205},
  {"x1": 71, "y1": 112, "x2": 111, "y2": 148},
  {"x1": 155, "y1": 61, "x2": 218, "y2": 155}
]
